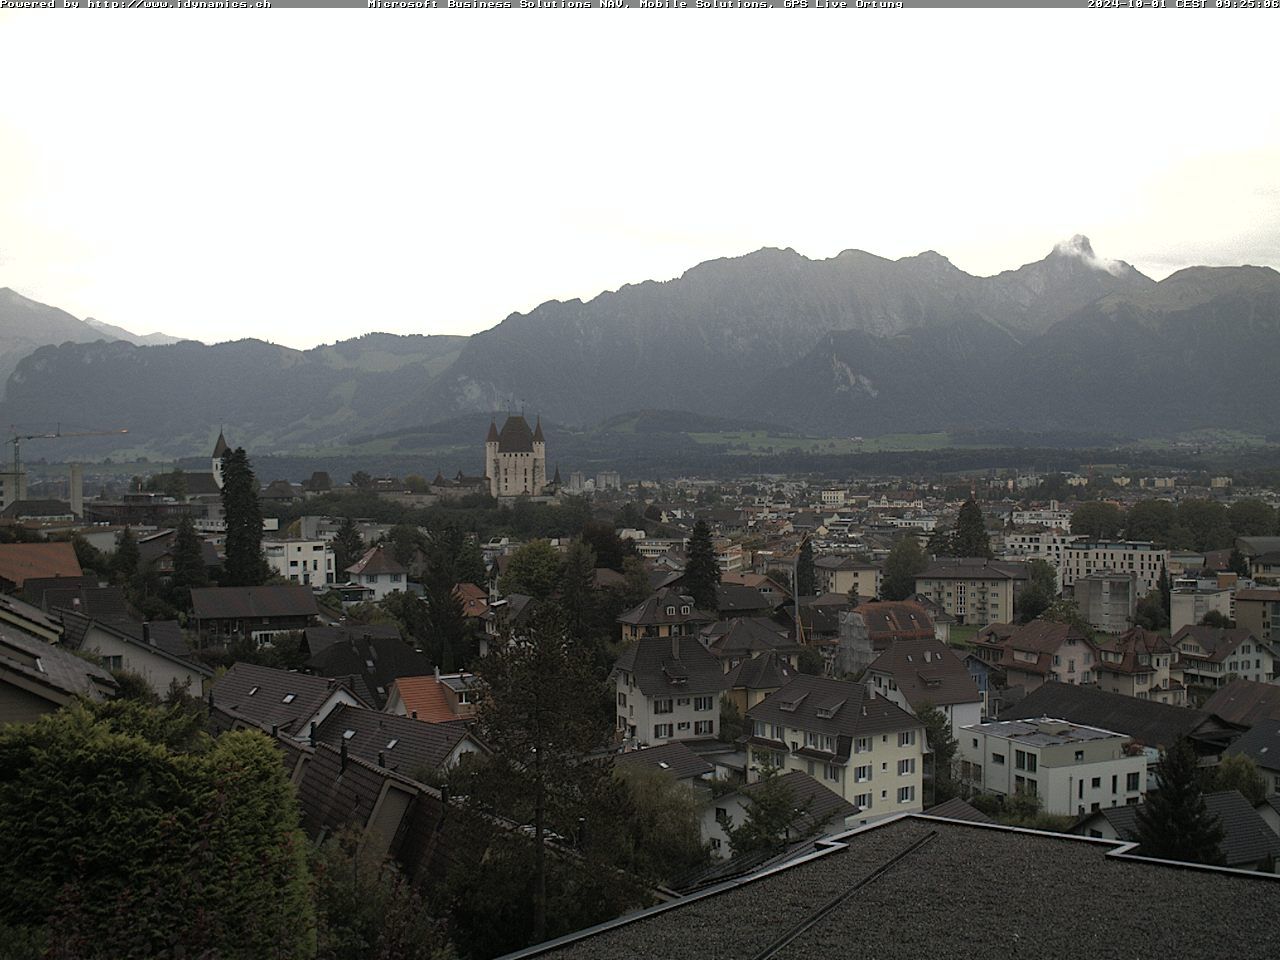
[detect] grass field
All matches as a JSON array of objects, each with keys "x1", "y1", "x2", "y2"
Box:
[{"x1": 686, "y1": 431, "x2": 977, "y2": 455}]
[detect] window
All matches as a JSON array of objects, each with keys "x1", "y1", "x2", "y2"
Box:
[
  {"x1": 654, "y1": 698, "x2": 673, "y2": 714},
  {"x1": 855, "y1": 764, "x2": 872, "y2": 782},
  {"x1": 653, "y1": 724, "x2": 673, "y2": 739},
  {"x1": 282, "y1": 693, "x2": 296, "y2": 704},
  {"x1": 897, "y1": 758, "x2": 915, "y2": 776},
  {"x1": 897, "y1": 786, "x2": 915, "y2": 803},
  {"x1": 1126, "y1": 772, "x2": 1141, "y2": 792},
  {"x1": 715, "y1": 806, "x2": 728, "y2": 823},
  {"x1": 854, "y1": 793, "x2": 872, "y2": 808},
  {"x1": 694, "y1": 720, "x2": 714, "y2": 736},
  {"x1": 710, "y1": 838, "x2": 721, "y2": 851},
  {"x1": 1074, "y1": 750, "x2": 1084, "y2": 762},
  {"x1": 823, "y1": 763, "x2": 841, "y2": 782},
  {"x1": 855, "y1": 737, "x2": 872, "y2": 753},
  {"x1": 103, "y1": 655, "x2": 123, "y2": 671},
  {"x1": 1111, "y1": 775, "x2": 1118, "y2": 793},
  {"x1": 617, "y1": 692, "x2": 627, "y2": 707},
  {"x1": 992, "y1": 752, "x2": 1005, "y2": 765},
  {"x1": 365, "y1": 574, "x2": 377, "y2": 584},
  {"x1": 677, "y1": 722, "x2": 690, "y2": 731},
  {"x1": 1091, "y1": 777, "x2": 1101, "y2": 789},
  {"x1": 693, "y1": 696, "x2": 713, "y2": 711},
  {"x1": 390, "y1": 574, "x2": 402, "y2": 583},
  {"x1": 898, "y1": 730, "x2": 916, "y2": 747},
  {"x1": 676, "y1": 698, "x2": 690, "y2": 706}
]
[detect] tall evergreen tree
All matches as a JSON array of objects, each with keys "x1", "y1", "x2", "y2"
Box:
[
  {"x1": 423, "y1": 570, "x2": 470, "y2": 671},
  {"x1": 332, "y1": 516, "x2": 364, "y2": 577},
  {"x1": 952, "y1": 499, "x2": 992, "y2": 558},
  {"x1": 881, "y1": 535, "x2": 927, "y2": 601},
  {"x1": 168, "y1": 515, "x2": 208, "y2": 611},
  {"x1": 219, "y1": 448, "x2": 268, "y2": 587},
  {"x1": 112, "y1": 527, "x2": 140, "y2": 586},
  {"x1": 557, "y1": 540, "x2": 598, "y2": 645},
  {"x1": 684, "y1": 519, "x2": 720, "y2": 612},
  {"x1": 1135, "y1": 738, "x2": 1225, "y2": 865},
  {"x1": 795, "y1": 537, "x2": 816, "y2": 597}
]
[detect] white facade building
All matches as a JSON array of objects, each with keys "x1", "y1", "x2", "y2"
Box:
[
  {"x1": 1062, "y1": 541, "x2": 1169, "y2": 597},
  {"x1": 265, "y1": 538, "x2": 335, "y2": 587}
]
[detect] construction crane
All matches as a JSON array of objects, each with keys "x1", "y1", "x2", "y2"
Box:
[{"x1": 8, "y1": 425, "x2": 129, "y2": 475}]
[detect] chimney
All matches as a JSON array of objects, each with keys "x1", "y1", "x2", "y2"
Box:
[
  {"x1": 672, "y1": 632, "x2": 680, "y2": 661},
  {"x1": 340, "y1": 740, "x2": 348, "y2": 771},
  {"x1": 309, "y1": 722, "x2": 317, "y2": 747},
  {"x1": 434, "y1": 665, "x2": 441, "y2": 681},
  {"x1": 271, "y1": 724, "x2": 279, "y2": 738},
  {"x1": 412, "y1": 710, "x2": 418, "y2": 720},
  {"x1": 69, "y1": 463, "x2": 83, "y2": 518},
  {"x1": 377, "y1": 751, "x2": 385, "y2": 767}
]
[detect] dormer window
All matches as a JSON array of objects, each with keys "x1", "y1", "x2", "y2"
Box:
[
  {"x1": 681, "y1": 605, "x2": 690, "y2": 614},
  {"x1": 666, "y1": 606, "x2": 676, "y2": 616}
]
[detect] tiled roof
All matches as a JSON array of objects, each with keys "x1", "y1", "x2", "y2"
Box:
[
  {"x1": 303, "y1": 623, "x2": 403, "y2": 657},
  {"x1": 1170, "y1": 625, "x2": 1256, "y2": 664},
  {"x1": 724, "y1": 652, "x2": 796, "y2": 692},
  {"x1": 209, "y1": 662, "x2": 361, "y2": 735},
  {"x1": 918, "y1": 558, "x2": 1029, "y2": 581},
  {"x1": 855, "y1": 601, "x2": 935, "y2": 644},
  {"x1": 313, "y1": 703, "x2": 475, "y2": 776},
  {"x1": 999, "y1": 683, "x2": 1233, "y2": 750},
  {"x1": 388, "y1": 674, "x2": 466, "y2": 723},
  {"x1": 0, "y1": 542, "x2": 81, "y2": 587},
  {"x1": 813, "y1": 555, "x2": 878, "y2": 571},
  {"x1": 1084, "y1": 790, "x2": 1280, "y2": 868},
  {"x1": 191, "y1": 585, "x2": 319, "y2": 621},
  {"x1": 614, "y1": 741, "x2": 715, "y2": 781},
  {"x1": 1224, "y1": 720, "x2": 1280, "y2": 773},
  {"x1": 924, "y1": 797, "x2": 995, "y2": 824},
  {"x1": 1093, "y1": 627, "x2": 1173, "y2": 676},
  {"x1": 307, "y1": 630, "x2": 433, "y2": 710},
  {"x1": 702, "y1": 617, "x2": 795, "y2": 660},
  {"x1": 59, "y1": 611, "x2": 211, "y2": 676},
  {"x1": 496, "y1": 415, "x2": 535, "y2": 453},
  {"x1": 613, "y1": 636, "x2": 728, "y2": 698},
  {"x1": 714, "y1": 583, "x2": 775, "y2": 614},
  {"x1": 0, "y1": 499, "x2": 74, "y2": 518},
  {"x1": 1203, "y1": 679, "x2": 1280, "y2": 727},
  {"x1": 345, "y1": 545, "x2": 408, "y2": 578},
  {"x1": 740, "y1": 770, "x2": 858, "y2": 826},
  {"x1": 866, "y1": 639, "x2": 980, "y2": 709},
  {"x1": 0, "y1": 623, "x2": 116, "y2": 702},
  {"x1": 748, "y1": 675, "x2": 921, "y2": 757},
  {"x1": 618, "y1": 588, "x2": 715, "y2": 628}
]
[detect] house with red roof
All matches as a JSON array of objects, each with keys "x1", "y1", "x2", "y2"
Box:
[{"x1": 345, "y1": 545, "x2": 409, "y2": 601}]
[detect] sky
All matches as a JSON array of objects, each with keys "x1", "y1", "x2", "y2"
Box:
[{"x1": 0, "y1": 12, "x2": 1277, "y2": 350}]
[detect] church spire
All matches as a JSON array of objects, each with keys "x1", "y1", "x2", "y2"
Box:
[{"x1": 486, "y1": 419, "x2": 499, "y2": 443}]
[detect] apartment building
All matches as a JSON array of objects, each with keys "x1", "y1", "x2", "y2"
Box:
[
  {"x1": 999, "y1": 531, "x2": 1076, "y2": 587},
  {"x1": 865, "y1": 638, "x2": 982, "y2": 739},
  {"x1": 1170, "y1": 625, "x2": 1277, "y2": 687},
  {"x1": 1233, "y1": 588, "x2": 1280, "y2": 643},
  {"x1": 264, "y1": 538, "x2": 335, "y2": 587},
  {"x1": 973, "y1": 620, "x2": 1098, "y2": 693},
  {"x1": 1073, "y1": 572, "x2": 1136, "y2": 634},
  {"x1": 1092, "y1": 627, "x2": 1183, "y2": 705},
  {"x1": 814, "y1": 555, "x2": 881, "y2": 600},
  {"x1": 1011, "y1": 500, "x2": 1073, "y2": 531},
  {"x1": 1062, "y1": 541, "x2": 1169, "y2": 597},
  {"x1": 613, "y1": 632, "x2": 727, "y2": 747},
  {"x1": 914, "y1": 559, "x2": 1028, "y2": 626},
  {"x1": 746, "y1": 675, "x2": 925, "y2": 821},
  {"x1": 958, "y1": 717, "x2": 1146, "y2": 816}
]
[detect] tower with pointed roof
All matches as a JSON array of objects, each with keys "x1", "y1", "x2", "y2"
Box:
[
  {"x1": 211, "y1": 429, "x2": 230, "y2": 490},
  {"x1": 485, "y1": 414, "x2": 547, "y2": 498}
]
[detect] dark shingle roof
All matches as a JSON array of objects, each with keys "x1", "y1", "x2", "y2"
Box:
[
  {"x1": 714, "y1": 583, "x2": 775, "y2": 614},
  {"x1": 614, "y1": 741, "x2": 715, "y2": 781},
  {"x1": 306, "y1": 630, "x2": 433, "y2": 710},
  {"x1": 0, "y1": 624, "x2": 116, "y2": 702},
  {"x1": 924, "y1": 797, "x2": 995, "y2": 824},
  {"x1": 191, "y1": 585, "x2": 319, "y2": 621},
  {"x1": 618, "y1": 588, "x2": 715, "y2": 628},
  {"x1": 748, "y1": 675, "x2": 921, "y2": 758},
  {"x1": 702, "y1": 617, "x2": 795, "y2": 660},
  {"x1": 520, "y1": 816, "x2": 1280, "y2": 960},
  {"x1": 304, "y1": 623, "x2": 404, "y2": 657},
  {"x1": 1171, "y1": 625, "x2": 1257, "y2": 663},
  {"x1": 998, "y1": 683, "x2": 1232, "y2": 750},
  {"x1": 312, "y1": 703, "x2": 475, "y2": 776},
  {"x1": 918, "y1": 558, "x2": 1029, "y2": 581},
  {"x1": 1224, "y1": 720, "x2": 1280, "y2": 773},
  {"x1": 1082, "y1": 790, "x2": 1280, "y2": 868},
  {"x1": 613, "y1": 636, "x2": 728, "y2": 698},
  {"x1": 210, "y1": 662, "x2": 364, "y2": 735},
  {"x1": 345, "y1": 546, "x2": 408, "y2": 578},
  {"x1": 1203, "y1": 679, "x2": 1280, "y2": 727},
  {"x1": 866, "y1": 639, "x2": 980, "y2": 709},
  {"x1": 739, "y1": 770, "x2": 858, "y2": 827},
  {"x1": 496, "y1": 415, "x2": 535, "y2": 453},
  {"x1": 724, "y1": 652, "x2": 796, "y2": 692}
]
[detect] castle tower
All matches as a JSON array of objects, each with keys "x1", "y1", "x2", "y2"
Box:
[
  {"x1": 485, "y1": 419, "x2": 500, "y2": 498},
  {"x1": 531, "y1": 417, "x2": 546, "y2": 493},
  {"x1": 486, "y1": 414, "x2": 545, "y2": 497},
  {"x1": 212, "y1": 429, "x2": 230, "y2": 490}
]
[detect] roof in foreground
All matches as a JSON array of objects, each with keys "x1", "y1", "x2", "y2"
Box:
[{"x1": 505, "y1": 816, "x2": 1280, "y2": 960}]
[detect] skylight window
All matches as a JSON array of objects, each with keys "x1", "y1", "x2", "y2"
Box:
[
  {"x1": 282, "y1": 693, "x2": 296, "y2": 703},
  {"x1": 386, "y1": 738, "x2": 399, "y2": 750},
  {"x1": 343, "y1": 729, "x2": 356, "y2": 740},
  {"x1": 248, "y1": 686, "x2": 259, "y2": 696}
]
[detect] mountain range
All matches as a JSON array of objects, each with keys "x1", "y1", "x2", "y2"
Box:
[{"x1": 2, "y1": 236, "x2": 1278, "y2": 461}]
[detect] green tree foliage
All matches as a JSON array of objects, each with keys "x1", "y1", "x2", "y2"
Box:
[
  {"x1": 1206, "y1": 754, "x2": 1267, "y2": 805},
  {"x1": 1133, "y1": 590, "x2": 1170, "y2": 631},
  {"x1": 918, "y1": 704, "x2": 959, "y2": 804},
  {"x1": 795, "y1": 538, "x2": 816, "y2": 597},
  {"x1": 332, "y1": 516, "x2": 365, "y2": 576},
  {"x1": 1136, "y1": 738, "x2": 1225, "y2": 865},
  {"x1": 1071, "y1": 501, "x2": 1125, "y2": 540},
  {"x1": 422, "y1": 574, "x2": 470, "y2": 671},
  {"x1": 0, "y1": 704, "x2": 315, "y2": 959},
  {"x1": 220, "y1": 448, "x2": 269, "y2": 587},
  {"x1": 1228, "y1": 548, "x2": 1250, "y2": 578},
  {"x1": 1126, "y1": 499, "x2": 1177, "y2": 545},
  {"x1": 111, "y1": 527, "x2": 140, "y2": 586},
  {"x1": 725, "y1": 765, "x2": 798, "y2": 857},
  {"x1": 350, "y1": 470, "x2": 373, "y2": 489},
  {"x1": 466, "y1": 607, "x2": 626, "y2": 946},
  {"x1": 68, "y1": 533, "x2": 111, "y2": 579},
  {"x1": 614, "y1": 767, "x2": 709, "y2": 885},
  {"x1": 311, "y1": 827, "x2": 453, "y2": 960},
  {"x1": 718, "y1": 696, "x2": 745, "y2": 743},
  {"x1": 1041, "y1": 597, "x2": 1093, "y2": 637},
  {"x1": 620, "y1": 555, "x2": 652, "y2": 611},
  {"x1": 1017, "y1": 558, "x2": 1058, "y2": 623},
  {"x1": 797, "y1": 645, "x2": 825, "y2": 676},
  {"x1": 387, "y1": 523, "x2": 427, "y2": 572},
  {"x1": 1227, "y1": 498, "x2": 1275, "y2": 538},
  {"x1": 1200, "y1": 609, "x2": 1235, "y2": 628},
  {"x1": 557, "y1": 539, "x2": 598, "y2": 649},
  {"x1": 168, "y1": 513, "x2": 208, "y2": 611},
  {"x1": 145, "y1": 468, "x2": 188, "y2": 500},
  {"x1": 951, "y1": 499, "x2": 992, "y2": 559},
  {"x1": 684, "y1": 519, "x2": 721, "y2": 612},
  {"x1": 499, "y1": 539, "x2": 563, "y2": 600},
  {"x1": 926, "y1": 523, "x2": 954, "y2": 557},
  {"x1": 881, "y1": 535, "x2": 927, "y2": 601},
  {"x1": 1175, "y1": 499, "x2": 1234, "y2": 552}
]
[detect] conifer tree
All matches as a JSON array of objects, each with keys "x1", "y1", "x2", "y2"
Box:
[
  {"x1": 219, "y1": 448, "x2": 268, "y2": 587},
  {"x1": 112, "y1": 527, "x2": 141, "y2": 586},
  {"x1": 796, "y1": 537, "x2": 816, "y2": 597},
  {"x1": 168, "y1": 514, "x2": 208, "y2": 611},
  {"x1": 1136, "y1": 737, "x2": 1225, "y2": 865},
  {"x1": 952, "y1": 499, "x2": 992, "y2": 558},
  {"x1": 684, "y1": 518, "x2": 720, "y2": 612},
  {"x1": 332, "y1": 516, "x2": 364, "y2": 577}
]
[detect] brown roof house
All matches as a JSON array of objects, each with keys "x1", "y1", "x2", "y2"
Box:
[
  {"x1": 701, "y1": 770, "x2": 858, "y2": 861},
  {"x1": 0, "y1": 542, "x2": 81, "y2": 592},
  {"x1": 973, "y1": 619, "x2": 1099, "y2": 693},
  {"x1": 208, "y1": 661, "x2": 368, "y2": 740},
  {"x1": 866, "y1": 638, "x2": 982, "y2": 738},
  {"x1": 1092, "y1": 627, "x2": 1184, "y2": 705},
  {"x1": 1171, "y1": 625, "x2": 1277, "y2": 689},
  {"x1": 345, "y1": 545, "x2": 410, "y2": 601},
  {"x1": 190, "y1": 584, "x2": 319, "y2": 646},
  {"x1": 0, "y1": 624, "x2": 116, "y2": 726},
  {"x1": 613, "y1": 630, "x2": 727, "y2": 748}
]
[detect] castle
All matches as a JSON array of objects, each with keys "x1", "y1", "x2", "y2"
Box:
[{"x1": 485, "y1": 414, "x2": 549, "y2": 498}]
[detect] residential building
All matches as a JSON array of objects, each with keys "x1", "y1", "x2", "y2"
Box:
[
  {"x1": 60, "y1": 612, "x2": 211, "y2": 699},
  {"x1": 615, "y1": 741, "x2": 716, "y2": 788},
  {"x1": 1092, "y1": 627, "x2": 1183, "y2": 704},
  {"x1": 865, "y1": 638, "x2": 982, "y2": 739},
  {"x1": 485, "y1": 414, "x2": 548, "y2": 498},
  {"x1": 820, "y1": 489, "x2": 847, "y2": 507},
  {"x1": 1000, "y1": 530, "x2": 1075, "y2": 583},
  {"x1": 702, "y1": 771, "x2": 857, "y2": 860},
  {"x1": 1062, "y1": 540, "x2": 1169, "y2": 597},
  {"x1": 264, "y1": 538, "x2": 335, "y2": 587},
  {"x1": 958, "y1": 717, "x2": 1146, "y2": 816},
  {"x1": 1233, "y1": 588, "x2": 1280, "y2": 644},
  {"x1": 613, "y1": 634, "x2": 727, "y2": 746},
  {"x1": 1072, "y1": 571, "x2": 1137, "y2": 634},
  {"x1": 189, "y1": 584, "x2": 320, "y2": 646},
  {"x1": 1010, "y1": 500, "x2": 1073, "y2": 531},
  {"x1": 972, "y1": 619, "x2": 1098, "y2": 692},
  {"x1": 1171, "y1": 625, "x2": 1277, "y2": 688},
  {"x1": 1203, "y1": 678, "x2": 1280, "y2": 727},
  {"x1": 701, "y1": 617, "x2": 797, "y2": 672},
  {"x1": 384, "y1": 671, "x2": 479, "y2": 723},
  {"x1": 914, "y1": 558, "x2": 1028, "y2": 625},
  {"x1": 344, "y1": 545, "x2": 409, "y2": 601},
  {"x1": 0, "y1": 625, "x2": 116, "y2": 726},
  {"x1": 1224, "y1": 721, "x2": 1280, "y2": 796},
  {"x1": 1074, "y1": 790, "x2": 1280, "y2": 872},
  {"x1": 722, "y1": 651, "x2": 796, "y2": 717},
  {"x1": 1171, "y1": 585, "x2": 1234, "y2": 633},
  {"x1": 617, "y1": 588, "x2": 716, "y2": 645},
  {"x1": 712, "y1": 538, "x2": 744, "y2": 574},
  {"x1": 854, "y1": 600, "x2": 935, "y2": 648},
  {"x1": 813, "y1": 555, "x2": 881, "y2": 600},
  {"x1": 746, "y1": 675, "x2": 925, "y2": 819},
  {"x1": 208, "y1": 661, "x2": 367, "y2": 740},
  {"x1": 303, "y1": 623, "x2": 434, "y2": 709},
  {"x1": 312, "y1": 703, "x2": 485, "y2": 778}
]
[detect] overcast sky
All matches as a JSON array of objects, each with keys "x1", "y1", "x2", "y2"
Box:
[{"x1": 0, "y1": 12, "x2": 1277, "y2": 350}]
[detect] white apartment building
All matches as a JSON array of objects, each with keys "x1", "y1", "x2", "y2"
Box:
[
  {"x1": 1062, "y1": 541, "x2": 1169, "y2": 597},
  {"x1": 264, "y1": 538, "x2": 335, "y2": 587},
  {"x1": 1000, "y1": 531, "x2": 1076, "y2": 588},
  {"x1": 1011, "y1": 500, "x2": 1073, "y2": 531},
  {"x1": 958, "y1": 717, "x2": 1146, "y2": 817},
  {"x1": 820, "y1": 489, "x2": 847, "y2": 507}
]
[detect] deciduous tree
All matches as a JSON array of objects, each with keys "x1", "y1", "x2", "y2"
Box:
[{"x1": 881, "y1": 535, "x2": 927, "y2": 601}]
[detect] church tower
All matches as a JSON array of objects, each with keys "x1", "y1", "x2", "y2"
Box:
[{"x1": 212, "y1": 429, "x2": 230, "y2": 490}]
